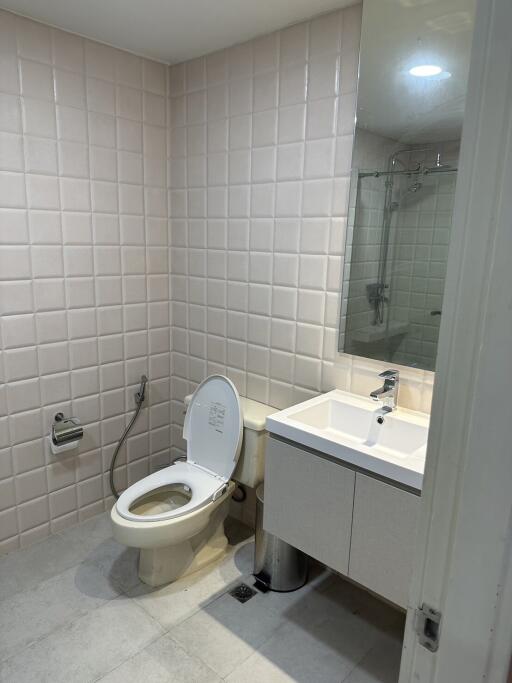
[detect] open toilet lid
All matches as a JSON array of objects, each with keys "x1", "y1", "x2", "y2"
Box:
[{"x1": 183, "y1": 375, "x2": 243, "y2": 482}]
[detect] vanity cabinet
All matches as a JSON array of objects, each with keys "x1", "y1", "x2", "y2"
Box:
[
  {"x1": 264, "y1": 436, "x2": 421, "y2": 608},
  {"x1": 263, "y1": 437, "x2": 355, "y2": 575},
  {"x1": 349, "y1": 473, "x2": 420, "y2": 608}
]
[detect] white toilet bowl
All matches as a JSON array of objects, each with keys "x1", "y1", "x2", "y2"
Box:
[
  {"x1": 111, "y1": 375, "x2": 273, "y2": 587},
  {"x1": 111, "y1": 460, "x2": 236, "y2": 585}
]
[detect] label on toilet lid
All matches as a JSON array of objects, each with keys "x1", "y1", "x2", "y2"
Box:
[
  {"x1": 208, "y1": 401, "x2": 226, "y2": 433},
  {"x1": 184, "y1": 375, "x2": 243, "y2": 482}
]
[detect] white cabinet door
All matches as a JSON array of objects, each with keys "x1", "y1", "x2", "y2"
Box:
[
  {"x1": 263, "y1": 437, "x2": 355, "y2": 574},
  {"x1": 349, "y1": 473, "x2": 420, "y2": 608}
]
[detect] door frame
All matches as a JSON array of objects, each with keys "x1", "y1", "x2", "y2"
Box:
[{"x1": 399, "y1": 0, "x2": 512, "y2": 680}]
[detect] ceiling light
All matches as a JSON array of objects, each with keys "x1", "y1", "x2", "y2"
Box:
[{"x1": 409, "y1": 64, "x2": 443, "y2": 77}]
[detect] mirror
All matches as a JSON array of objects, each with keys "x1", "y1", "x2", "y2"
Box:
[{"x1": 339, "y1": 0, "x2": 476, "y2": 371}]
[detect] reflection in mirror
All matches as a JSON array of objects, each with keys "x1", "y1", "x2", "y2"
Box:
[{"x1": 339, "y1": 0, "x2": 476, "y2": 371}]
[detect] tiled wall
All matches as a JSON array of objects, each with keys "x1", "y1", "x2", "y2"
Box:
[
  {"x1": 166, "y1": 5, "x2": 434, "y2": 458},
  {"x1": 0, "y1": 10, "x2": 171, "y2": 553},
  {"x1": 0, "y1": 4, "x2": 437, "y2": 553}
]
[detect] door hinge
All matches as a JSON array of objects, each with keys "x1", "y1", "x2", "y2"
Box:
[{"x1": 415, "y1": 604, "x2": 442, "y2": 652}]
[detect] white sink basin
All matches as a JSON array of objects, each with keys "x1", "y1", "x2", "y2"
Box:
[{"x1": 266, "y1": 390, "x2": 429, "y2": 489}]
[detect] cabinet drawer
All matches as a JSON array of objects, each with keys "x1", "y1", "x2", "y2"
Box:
[
  {"x1": 263, "y1": 437, "x2": 355, "y2": 574},
  {"x1": 349, "y1": 473, "x2": 420, "y2": 608}
]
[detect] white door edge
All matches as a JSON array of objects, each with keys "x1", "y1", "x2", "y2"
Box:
[{"x1": 399, "y1": 0, "x2": 512, "y2": 680}]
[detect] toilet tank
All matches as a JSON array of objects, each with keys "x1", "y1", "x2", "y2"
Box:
[{"x1": 183, "y1": 394, "x2": 275, "y2": 488}]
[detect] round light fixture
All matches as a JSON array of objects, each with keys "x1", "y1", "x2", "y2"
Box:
[{"x1": 409, "y1": 64, "x2": 443, "y2": 77}]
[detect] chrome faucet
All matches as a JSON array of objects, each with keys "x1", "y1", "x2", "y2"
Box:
[{"x1": 370, "y1": 369, "x2": 400, "y2": 412}]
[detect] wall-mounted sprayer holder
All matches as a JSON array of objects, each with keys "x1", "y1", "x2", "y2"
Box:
[{"x1": 49, "y1": 412, "x2": 83, "y2": 455}]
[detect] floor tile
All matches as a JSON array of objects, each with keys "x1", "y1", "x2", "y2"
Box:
[
  {"x1": 0, "y1": 510, "x2": 405, "y2": 683},
  {"x1": 98, "y1": 633, "x2": 222, "y2": 683},
  {"x1": 225, "y1": 576, "x2": 399, "y2": 683},
  {"x1": 79, "y1": 537, "x2": 140, "y2": 594},
  {"x1": 171, "y1": 588, "x2": 284, "y2": 677},
  {"x1": 0, "y1": 513, "x2": 113, "y2": 601},
  {"x1": 0, "y1": 596, "x2": 163, "y2": 683},
  {"x1": 129, "y1": 539, "x2": 254, "y2": 628},
  {"x1": 0, "y1": 563, "x2": 120, "y2": 662},
  {"x1": 342, "y1": 630, "x2": 403, "y2": 683}
]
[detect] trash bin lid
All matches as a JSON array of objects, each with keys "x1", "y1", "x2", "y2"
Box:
[{"x1": 183, "y1": 375, "x2": 243, "y2": 482}]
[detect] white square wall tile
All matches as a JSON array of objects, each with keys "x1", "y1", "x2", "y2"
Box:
[
  {"x1": 0, "y1": 133, "x2": 24, "y2": 172},
  {"x1": 253, "y1": 71, "x2": 278, "y2": 112},
  {"x1": 253, "y1": 32, "x2": 279, "y2": 74},
  {"x1": 280, "y1": 22, "x2": 309, "y2": 66},
  {"x1": 309, "y1": 11, "x2": 342, "y2": 55},
  {"x1": 252, "y1": 109, "x2": 277, "y2": 148},
  {"x1": 306, "y1": 97, "x2": 337, "y2": 140},
  {"x1": 0, "y1": 246, "x2": 31, "y2": 279},
  {"x1": 279, "y1": 65, "x2": 307, "y2": 107},
  {"x1": 54, "y1": 68, "x2": 86, "y2": 108},
  {"x1": 302, "y1": 179, "x2": 333, "y2": 217},
  {"x1": 59, "y1": 141, "x2": 89, "y2": 178},
  {"x1": 275, "y1": 181, "x2": 301, "y2": 217},
  {"x1": 0, "y1": 172, "x2": 26, "y2": 208},
  {"x1": 31, "y1": 246, "x2": 64, "y2": 278},
  {"x1": 250, "y1": 184, "x2": 275, "y2": 218},
  {"x1": 251, "y1": 147, "x2": 276, "y2": 183},
  {"x1": 304, "y1": 138, "x2": 335, "y2": 179},
  {"x1": 0, "y1": 5, "x2": 411, "y2": 549},
  {"x1": 26, "y1": 175, "x2": 59, "y2": 210},
  {"x1": 278, "y1": 104, "x2": 306, "y2": 144},
  {"x1": 17, "y1": 19, "x2": 52, "y2": 62},
  {"x1": 53, "y1": 29, "x2": 85, "y2": 73},
  {"x1": 60, "y1": 178, "x2": 90, "y2": 212},
  {"x1": 276, "y1": 143, "x2": 304, "y2": 181}
]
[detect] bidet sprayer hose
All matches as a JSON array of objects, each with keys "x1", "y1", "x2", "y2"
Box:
[{"x1": 109, "y1": 375, "x2": 148, "y2": 500}]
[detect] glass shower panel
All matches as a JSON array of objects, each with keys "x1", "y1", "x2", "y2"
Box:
[{"x1": 344, "y1": 167, "x2": 456, "y2": 371}]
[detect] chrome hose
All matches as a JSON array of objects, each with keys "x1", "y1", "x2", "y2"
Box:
[{"x1": 109, "y1": 375, "x2": 148, "y2": 500}]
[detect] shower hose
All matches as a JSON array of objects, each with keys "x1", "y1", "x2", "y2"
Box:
[{"x1": 109, "y1": 375, "x2": 148, "y2": 500}]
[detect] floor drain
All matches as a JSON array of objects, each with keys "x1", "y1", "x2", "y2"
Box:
[{"x1": 229, "y1": 583, "x2": 257, "y2": 603}]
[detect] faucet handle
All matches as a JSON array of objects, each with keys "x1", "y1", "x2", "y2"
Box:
[{"x1": 379, "y1": 369, "x2": 399, "y2": 379}]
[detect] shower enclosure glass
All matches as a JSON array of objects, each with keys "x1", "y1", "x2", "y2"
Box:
[{"x1": 341, "y1": 146, "x2": 458, "y2": 371}]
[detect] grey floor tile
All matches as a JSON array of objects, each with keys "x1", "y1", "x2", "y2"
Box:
[
  {"x1": 97, "y1": 633, "x2": 222, "y2": 683},
  {"x1": 171, "y1": 588, "x2": 284, "y2": 677},
  {"x1": 341, "y1": 631, "x2": 403, "y2": 683},
  {"x1": 225, "y1": 575, "x2": 401, "y2": 683},
  {"x1": 79, "y1": 537, "x2": 140, "y2": 594},
  {"x1": 0, "y1": 533, "x2": 78, "y2": 602},
  {"x1": 224, "y1": 618, "x2": 360, "y2": 683},
  {"x1": 129, "y1": 539, "x2": 254, "y2": 629},
  {"x1": 0, "y1": 596, "x2": 163, "y2": 683},
  {"x1": 0, "y1": 563, "x2": 120, "y2": 662},
  {"x1": 0, "y1": 513, "x2": 113, "y2": 601}
]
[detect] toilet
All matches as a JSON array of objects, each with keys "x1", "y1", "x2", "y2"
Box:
[{"x1": 111, "y1": 374, "x2": 274, "y2": 587}]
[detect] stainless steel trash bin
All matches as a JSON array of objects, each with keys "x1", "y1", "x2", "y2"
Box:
[{"x1": 254, "y1": 483, "x2": 308, "y2": 592}]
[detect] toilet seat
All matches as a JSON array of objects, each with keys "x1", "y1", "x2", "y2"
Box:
[
  {"x1": 116, "y1": 375, "x2": 243, "y2": 524},
  {"x1": 116, "y1": 461, "x2": 226, "y2": 523}
]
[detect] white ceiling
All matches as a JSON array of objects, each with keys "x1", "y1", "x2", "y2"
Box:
[
  {"x1": 358, "y1": 0, "x2": 476, "y2": 143},
  {"x1": 0, "y1": 0, "x2": 357, "y2": 64}
]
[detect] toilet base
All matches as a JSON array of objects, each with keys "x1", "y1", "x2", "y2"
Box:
[{"x1": 138, "y1": 497, "x2": 230, "y2": 587}]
